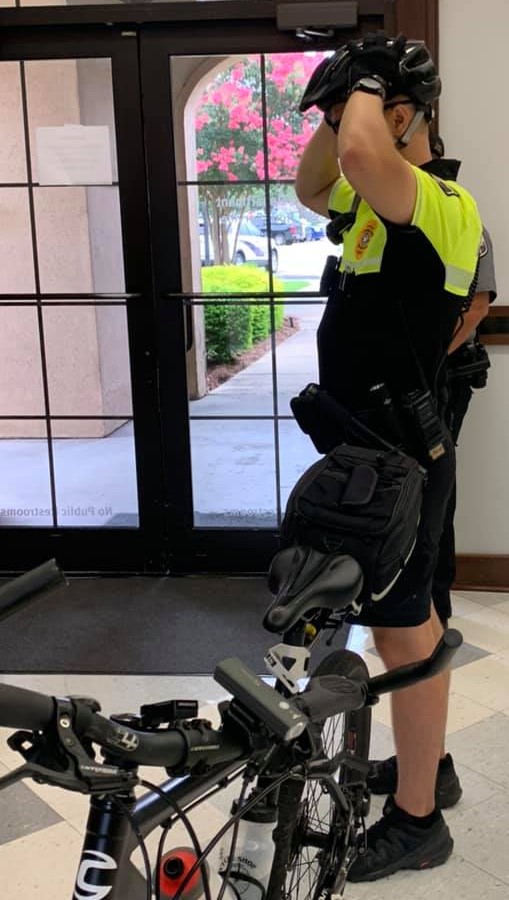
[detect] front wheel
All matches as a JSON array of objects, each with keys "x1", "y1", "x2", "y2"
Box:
[{"x1": 266, "y1": 650, "x2": 371, "y2": 900}]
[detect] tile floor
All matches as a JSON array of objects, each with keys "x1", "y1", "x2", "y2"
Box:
[{"x1": 1, "y1": 590, "x2": 509, "y2": 898}]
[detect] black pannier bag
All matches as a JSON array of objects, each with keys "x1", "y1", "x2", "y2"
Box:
[{"x1": 280, "y1": 443, "x2": 426, "y2": 605}]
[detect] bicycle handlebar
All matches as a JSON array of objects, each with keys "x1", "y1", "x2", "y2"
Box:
[
  {"x1": 0, "y1": 630, "x2": 462, "y2": 777},
  {"x1": 0, "y1": 682, "x2": 56, "y2": 730},
  {"x1": 0, "y1": 681, "x2": 246, "y2": 771},
  {"x1": 0, "y1": 559, "x2": 67, "y2": 623},
  {"x1": 366, "y1": 628, "x2": 463, "y2": 697}
]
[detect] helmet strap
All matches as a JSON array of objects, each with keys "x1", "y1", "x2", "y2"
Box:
[
  {"x1": 383, "y1": 99, "x2": 427, "y2": 148},
  {"x1": 396, "y1": 108, "x2": 425, "y2": 148}
]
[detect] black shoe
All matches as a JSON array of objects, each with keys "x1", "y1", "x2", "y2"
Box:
[
  {"x1": 347, "y1": 803, "x2": 453, "y2": 883},
  {"x1": 366, "y1": 753, "x2": 462, "y2": 809}
]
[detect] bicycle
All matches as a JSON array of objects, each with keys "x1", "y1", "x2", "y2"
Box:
[{"x1": 0, "y1": 556, "x2": 462, "y2": 900}]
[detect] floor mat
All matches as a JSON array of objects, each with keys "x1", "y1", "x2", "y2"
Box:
[{"x1": 0, "y1": 575, "x2": 349, "y2": 674}]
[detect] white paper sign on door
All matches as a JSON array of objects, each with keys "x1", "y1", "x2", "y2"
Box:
[{"x1": 35, "y1": 125, "x2": 113, "y2": 186}]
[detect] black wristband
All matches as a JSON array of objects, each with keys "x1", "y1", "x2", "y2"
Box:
[{"x1": 349, "y1": 74, "x2": 388, "y2": 100}]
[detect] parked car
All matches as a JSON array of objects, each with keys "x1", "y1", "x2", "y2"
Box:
[
  {"x1": 304, "y1": 221, "x2": 326, "y2": 241},
  {"x1": 199, "y1": 219, "x2": 278, "y2": 272},
  {"x1": 250, "y1": 212, "x2": 303, "y2": 245}
]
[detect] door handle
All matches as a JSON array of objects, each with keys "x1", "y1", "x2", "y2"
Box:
[
  {"x1": 184, "y1": 300, "x2": 194, "y2": 352},
  {"x1": 160, "y1": 294, "x2": 194, "y2": 352}
]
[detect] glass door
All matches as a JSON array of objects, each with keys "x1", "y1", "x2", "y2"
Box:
[
  {"x1": 139, "y1": 18, "x2": 379, "y2": 573},
  {"x1": 0, "y1": 27, "x2": 165, "y2": 572}
]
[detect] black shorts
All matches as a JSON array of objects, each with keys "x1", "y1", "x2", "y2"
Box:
[{"x1": 347, "y1": 435, "x2": 456, "y2": 629}]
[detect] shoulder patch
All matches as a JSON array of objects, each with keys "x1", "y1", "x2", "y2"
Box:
[{"x1": 431, "y1": 174, "x2": 460, "y2": 198}]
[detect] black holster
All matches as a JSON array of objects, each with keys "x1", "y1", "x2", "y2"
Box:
[{"x1": 290, "y1": 384, "x2": 393, "y2": 454}]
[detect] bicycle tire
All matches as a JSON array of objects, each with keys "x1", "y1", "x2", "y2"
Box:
[{"x1": 266, "y1": 649, "x2": 371, "y2": 900}]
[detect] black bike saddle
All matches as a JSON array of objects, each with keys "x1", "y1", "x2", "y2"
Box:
[{"x1": 264, "y1": 545, "x2": 363, "y2": 634}]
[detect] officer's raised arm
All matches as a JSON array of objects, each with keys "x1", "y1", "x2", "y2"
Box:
[
  {"x1": 335, "y1": 35, "x2": 434, "y2": 225},
  {"x1": 337, "y1": 89, "x2": 417, "y2": 224},
  {"x1": 294, "y1": 116, "x2": 342, "y2": 217},
  {"x1": 295, "y1": 46, "x2": 354, "y2": 217}
]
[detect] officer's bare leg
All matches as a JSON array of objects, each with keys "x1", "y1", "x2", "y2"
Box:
[
  {"x1": 372, "y1": 619, "x2": 449, "y2": 816},
  {"x1": 429, "y1": 605, "x2": 451, "y2": 758}
]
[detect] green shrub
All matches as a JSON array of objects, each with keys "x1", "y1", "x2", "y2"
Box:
[
  {"x1": 251, "y1": 302, "x2": 270, "y2": 343},
  {"x1": 203, "y1": 296, "x2": 252, "y2": 363},
  {"x1": 201, "y1": 265, "x2": 285, "y2": 364},
  {"x1": 251, "y1": 297, "x2": 285, "y2": 342}
]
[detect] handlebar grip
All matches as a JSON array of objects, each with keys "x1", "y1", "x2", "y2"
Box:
[
  {"x1": 0, "y1": 559, "x2": 67, "y2": 623},
  {"x1": 295, "y1": 674, "x2": 366, "y2": 722},
  {"x1": 0, "y1": 683, "x2": 55, "y2": 730},
  {"x1": 367, "y1": 628, "x2": 463, "y2": 697}
]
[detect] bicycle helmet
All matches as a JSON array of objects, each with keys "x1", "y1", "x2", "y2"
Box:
[
  {"x1": 299, "y1": 45, "x2": 352, "y2": 112},
  {"x1": 395, "y1": 40, "x2": 441, "y2": 107},
  {"x1": 299, "y1": 35, "x2": 441, "y2": 118}
]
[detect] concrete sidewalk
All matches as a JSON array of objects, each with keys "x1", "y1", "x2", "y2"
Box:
[{"x1": 190, "y1": 300, "x2": 323, "y2": 526}]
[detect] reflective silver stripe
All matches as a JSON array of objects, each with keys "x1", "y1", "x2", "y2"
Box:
[
  {"x1": 342, "y1": 255, "x2": 383, "y2": 273},
  {"x1": 445, "y1": 263, "x2": 475, "y2": 293}
]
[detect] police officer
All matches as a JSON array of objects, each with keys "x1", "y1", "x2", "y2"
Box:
[
  {"x1": 296, "y1": 34, "x2": 483, "y2": 881},
  {"x1": 428, "y1": 134, "x2": 496, "y2": 622},
  {"x1": 366, "y1": 134, "x2": 497, "y2": 816}
]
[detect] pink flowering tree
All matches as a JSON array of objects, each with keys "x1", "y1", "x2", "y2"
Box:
[{"x1": 195, "y1": 53, "x2": 325, "y2": 263}]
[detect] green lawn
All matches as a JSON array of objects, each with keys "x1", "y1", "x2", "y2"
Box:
[{"x1": 279, "y1": 278, "x2": 310, "y2": 292}]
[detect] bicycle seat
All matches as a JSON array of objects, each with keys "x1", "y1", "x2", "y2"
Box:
[{"x1": 264, "y1": 545, "x2": 363, "y2": 634}]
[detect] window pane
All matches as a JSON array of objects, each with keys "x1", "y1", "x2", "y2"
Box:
[
  {"x1": 265, "y1": 52, "x2": 329, "y2": 181},
  {"x1": 189, "y1": 299, "x2": 277, "y2": 418},
  {"x1": 278, "y1": 418, "x2": 320, "y2": 518},
  {"x1": 25, "y1": 59, "x2": 117, "y2": 184},
  {"x1": 198, "y1": 184, "x2": 272, "y2": 270},
  {"x1": 43, "y1": 304, "x2": 133, "y2": 418},
  {"x1": 0, "y1": 306, "x2": 45, "y2": 416},
  {"x1": 0, "y1": 63, "x2": 27, "y2": 183},
  {"x1": 189, "y1": 55, "x2": 264, "y2": 184},
  {"x1": 276, "y1": 301, "x2": 324, "y2": 416},
  {"x1": 0, "y1": 421, "x2": 52, "y2": 527},
  {"x1": 190, "y1": 419, "x2": 277, "y2": 528},
  {"x1": 52, "y1": 419, "x2": 138, "y2": 527},
  {"x1": 0, "y1": 189, "x2": 36, "y2": 293},
  {"x1": 34, "y1": 186, "x2": 125, "y2": 294}
]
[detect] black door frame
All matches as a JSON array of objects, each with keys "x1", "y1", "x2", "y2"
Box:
[{"x1": 0, "y1": 26, "x2": 167, "y2": 574}]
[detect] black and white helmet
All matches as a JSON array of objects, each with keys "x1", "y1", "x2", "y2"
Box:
[
  {"x1": 299, "y1": 35, "x2": 441, "y2": 117},
  {"x1": 394, "y1": 40, "x2": 442, "y2": 110}
]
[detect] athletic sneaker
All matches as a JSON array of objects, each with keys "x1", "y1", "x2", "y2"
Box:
[
  {"x1": 347, "y1": 800, "x2": 454, "y2": 882},
  {"x1": 366, "y1": 753, "x2": 462, "y2": 809}
]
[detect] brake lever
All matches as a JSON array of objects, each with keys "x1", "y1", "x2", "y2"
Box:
[
  {"x1": 0, "y1": 753, "x2": 136, "y2": 795},
  {"x1": 4, "y1": 697, "x2": 139, "y2": 795}
]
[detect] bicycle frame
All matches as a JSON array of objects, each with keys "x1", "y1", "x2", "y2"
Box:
[
  {"x1": 71, "y1": 752, "x2": 355, "y2": 900},
  {"x1": 72, "y1": 759, "x2": 248, "y2": 900},
  {"x1": 70, "y1": 619, "x2": 342, "y2": 900}
]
